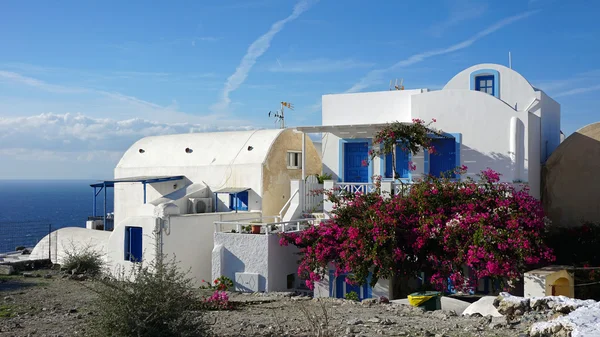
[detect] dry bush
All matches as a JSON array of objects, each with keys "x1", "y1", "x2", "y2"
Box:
[
  {"x1": 297, "y1": 300, "x2": 335, "y2": 337},
  {"x1": 61, "y1": 241, "x2": 105, "y2": 276},
  {"x1": 89, "y1": 255, "x2": 207, "y2": 337}
]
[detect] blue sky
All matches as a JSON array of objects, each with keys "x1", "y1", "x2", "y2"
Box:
[{"x1": 1, "y1": 0, "x2": 599, "y2": 179}]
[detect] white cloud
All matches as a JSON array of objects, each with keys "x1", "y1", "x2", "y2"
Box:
[
  {"x1": 0, "y1": 70, "x2": 232, "y2": 124},
  {"x1": 0, "y1": 113, "x2": 260, "y2": 154},
  {"x1": 554, "y1": 84, "x2": 600, "y2": 98},
  {"x1": 427, "y1": 1, "x2": 488, "y2": 37},
  {"x1": 346, "y1": 10, "x2": 539, "y2": 93},
  {"x1": 212, "y1": 0, "x2": 319, "y2": 112},
  {"x1": 268, "y1": 58, "x2": 374, "y2": 73}
]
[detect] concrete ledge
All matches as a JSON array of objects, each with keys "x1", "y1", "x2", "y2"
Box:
[{"x1": 0, "y1": 259, "x2": 53, "y2": 273}]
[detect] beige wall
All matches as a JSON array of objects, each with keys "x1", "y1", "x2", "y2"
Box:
[
  {"x1": 261, "y1": 129, "x2": 322, "y2": 216},
  {"x1": 542, "y1": 122, "x2": 600, "y2": 227}
]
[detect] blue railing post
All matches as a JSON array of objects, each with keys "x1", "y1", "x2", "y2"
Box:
[
  {"x1": 103, "y1": 183, "x2": 107, "y2": 231},
  {"x1": 93, "y1": 187, "x2": 97, "y2": 217}
]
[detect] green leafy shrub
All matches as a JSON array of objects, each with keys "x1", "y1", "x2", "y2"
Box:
[
  {"x1": 344, "y1": 291, "x2": 359, "y2": 301},
  {"x1": 89, "y1": 256, "x2": 207, "y2": 337}
]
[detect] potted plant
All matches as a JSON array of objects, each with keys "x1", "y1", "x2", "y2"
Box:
[{"x1": 250, "y1": 220, "x2": 262, "y2": 234}]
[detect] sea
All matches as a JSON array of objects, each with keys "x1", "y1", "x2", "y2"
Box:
[{"x1": 0, "y1": 180, "x2": 114, "y2": 253}]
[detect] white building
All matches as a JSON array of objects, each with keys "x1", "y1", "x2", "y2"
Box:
[
  {"x1": 296, "y1": 63, "x2": 560, "y2": 199},
  {"x1": 30, "y1": 63, "x2": 562, "y2": 299},
  {"x1": 294, "y1": 63, "x2": 562, "y2": 300},
  {"x1": 31, "y1": 128, "x2": 321, "y2": 291}
]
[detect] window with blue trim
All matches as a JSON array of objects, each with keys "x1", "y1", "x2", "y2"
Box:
[
  {"x1": 475, "y1": 75, "x2": 494, "y2": 95},
  {"x1": 384, "y1": 144, "x2": 410, "y2": 179},
  {"x1": 124, "y1": 226, "x2": 143, "y2": 262}
]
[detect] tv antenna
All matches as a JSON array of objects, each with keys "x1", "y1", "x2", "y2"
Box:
[
  {"x1": 268, "y1": 101, "x2": 294, "y2": 129},
  {"x1": 389, "y1": 78, "x2": 404, "y2": 90}
]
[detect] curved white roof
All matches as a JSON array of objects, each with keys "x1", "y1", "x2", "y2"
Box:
[
  {"x1": 443, "y1": 63, "x2": 537, "y2": 111},
  {"x1": 116, "y1": 129, "x2": 285, "y2": 168}
]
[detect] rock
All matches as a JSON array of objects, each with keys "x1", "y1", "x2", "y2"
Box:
[
  {"x1": 22, "y1": 272, "x2": 34, "y2": 277},
  {"x1": 489, "y1": 316, "x2": 506, "y2": 329},
  {"x1": 256, "y1": 323, "x2": 266, "y2": 329},
  {"x1": 380, "y1": 318, "x2": 393, "y2": 325},
  {"x1": 69, "y1": 274, "x2": 87, "y2": 281},
  {"x1": 362, "y1": 298, "x2": 379, "y2": 305},
  {"x1": 69, "y1": 308, "x2": 78, "y2": 314},
  {"x1": 347, "y1": 318, "x2": 363, "y2": 325},
  {"x1": 346, "y1": 327, "x2": 355, "y2": 334},
  {"x1": 0, "y1": 265, "x2": 14, "y2": 275},
  {"x1": 3, "y1": 296, "x2": 14, "y2": 302},
  {"x1": 367, "y1": 317, "x2": 381, "y2": 323},
  {"x1": 379, "y1": 296, "x2": 390, "y2": 304},
  {"x1": 43, "y1": 274, "x2": 52, "y2": 279}
]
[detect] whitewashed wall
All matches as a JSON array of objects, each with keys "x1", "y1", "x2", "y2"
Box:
[
  {"x1": 412, "y1": 90, "x2": 529, "y2": 183},
  {"x1": 528, "y1": 113, "x2": 542, "y2": 199},
  {"x1": 268, "y1": 235, "x2": 300, "y2": 291},
  {"x1": 114, "y1": 165, "x2": 264, "y2": 225},
  {"x1": 161, "y1": 211, "x2": 261, "y2": 286},
  {"x1": 538, "y1": 90, "x2": 561, "y2": 163},
  {"x1": 212, "y1": 233, "x2": 300, "y2": 292},
  {"x1": 322, "y1": 90, "x2": 421, "y2": 126},
  {"x1": 30, "y1": 227, "x2": 111, "y2": 264},
  {"x1": 105, "y1": 216, "x2": 159, "y2": 278}
]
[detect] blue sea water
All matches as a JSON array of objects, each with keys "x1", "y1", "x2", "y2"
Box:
[{"x1": 0, "y1": 180, "x2": 113, "y2": 253}]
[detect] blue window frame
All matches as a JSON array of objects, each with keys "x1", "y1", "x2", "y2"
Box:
[
  {"x1": 470, "y1": 69, "x2": 499, "y2": 98},
  {"x1": 383, "y1": 144, "x2": 410, "y2": 179},
  {"x1": 475, "y1": 75, "x2": 494, "y2": 95},
  {"x1": 124, "y1": 226, "x2": 143, "y2": 262}
]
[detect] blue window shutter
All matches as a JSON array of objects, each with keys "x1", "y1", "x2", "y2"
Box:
[
  {"x1": 396, "y1": 145, "x2": 410, "y2": 178},
  {"x1": 125, "y1": 227, "x2": 143, "y2": 262},
  {"x1": 238, "y1": 191, "x2": 249, "y2": 211},
  {"x1": 384, "y1": 153, "x2": 393, "y2": 178}
]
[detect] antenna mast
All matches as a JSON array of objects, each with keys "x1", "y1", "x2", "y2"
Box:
[
  {"x1": 509, "y1": 51, "x2": 512, "y2": 69},
  {"x1": 268, "y1": 101, "x2": 294, "y2": 129}
]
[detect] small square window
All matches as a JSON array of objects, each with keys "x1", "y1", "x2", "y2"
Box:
[
  {"x1": 475, "y1": 75, "x2": 494, "y2": 96},
  {"x1": 287, "y1": 151, "x2": 302, "y2": 169}
]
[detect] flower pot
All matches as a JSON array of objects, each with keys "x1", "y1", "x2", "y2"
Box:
[{"x1": 251, "y1": 225, "x2": 262, "y2": 234}]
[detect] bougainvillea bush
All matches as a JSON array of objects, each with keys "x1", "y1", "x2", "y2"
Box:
[{"x1": 280, "y1": 168, "x2": 555, "y2": 293}]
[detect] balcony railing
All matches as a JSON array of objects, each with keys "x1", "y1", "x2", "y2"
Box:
[{"x1": 214, "y1": 216, "x2": 319, "y2": 235}]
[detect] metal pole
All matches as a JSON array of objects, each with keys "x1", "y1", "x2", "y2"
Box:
[
  {"x1": 48, "y1": 223, "x2": 51, "y2": 261},
  {"x1": 93, "y1": 187, "x2": 97, "y2": 217},
  {"x1": 103, "y1": 183, "x2": 107, "y2": 231},
  {"x1": 280, "y1": 103, "x2": 285, "y2": 129},
  {"x1": 143, "y1": 182, "x2": 147, "y2": 204}
]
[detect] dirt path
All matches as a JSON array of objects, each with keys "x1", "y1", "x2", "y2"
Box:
[{"x1": 1, "y1": 270, "x2": 531, "y2": 337}]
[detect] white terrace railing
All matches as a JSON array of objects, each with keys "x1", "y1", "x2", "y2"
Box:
[{"x1": 214, "y1": 216, "x2": 319, "y2": 235}]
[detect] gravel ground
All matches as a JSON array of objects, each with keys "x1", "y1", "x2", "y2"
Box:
[{"x1": 0, "y1": 270, "x2": 538, "y2": 337}]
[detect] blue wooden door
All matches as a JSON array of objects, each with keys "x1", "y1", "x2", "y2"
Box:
[
  {"x1": 125, "y1": 226, "x2": 143, "y2": 262},
  {"x1": 429, "y1": 138, "x2": 456, "y2": 177},
  {"x1": 344, "y1": 142, "x2": 369, "y2": 182}
]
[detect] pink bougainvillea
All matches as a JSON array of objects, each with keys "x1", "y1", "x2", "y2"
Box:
[{"x1": 280, "y1": 168, "x2": 555, "y2": 292}]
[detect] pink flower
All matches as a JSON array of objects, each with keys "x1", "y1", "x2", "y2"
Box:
[{"x1": 361, "y1": 159, "x2": 368, "y2": 167}]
